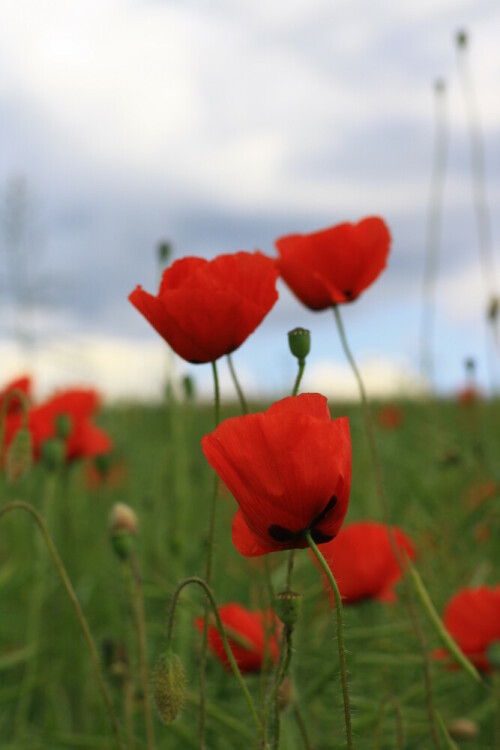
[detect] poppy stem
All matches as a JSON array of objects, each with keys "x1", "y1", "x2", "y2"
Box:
[
  {"x1": 292, "y1": 704, "x2": 313, "y2": 750},
  {"x1": 292, "y1": 359, "x2": 306, "y2": 397},
  {"x1": 332, "y1": 305, "x2": 443, "y2": 749},
  {"x1": 406, "y1": 558, "x2": 481, "y2": 684},
  {"x1": 14, "y1": 470, "x2": 57, "y2": 736},
  {"x1": 263, "y1": 624, "x2": 293, "y2": 748},
  {"x1": 199, "y1": 360, "x2": 221, "y2": 747},
  {"x1": 306, "y1": 532, "x2": 353, "y2": 748},
  {"x1": 374, "y1": 695, "x2": 404, "y2": 750},
  {"x1": 128, "y1": 551, "x2": 156, "y2": 750},
  {"x1": 0, "y1": 501, "x2": 125, "y2": 750},
  {"x1": 165, "y1": 576, "x2": 262, "y2": 734},
  {"x1": 227, "y1": 353, "x2": 248, "y2": 414}
]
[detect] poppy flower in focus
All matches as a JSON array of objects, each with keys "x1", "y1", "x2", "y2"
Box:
[
  {"x1": 194, "y1": 604, "x2": 279, "y2": 673},
  {"x1": 275, "y1": 217, "x2": 391, "y2": 310},
  {"x1": 3, "y1": 388, "x2": 112, "y2": 463},
  {"x1": 434, "y1": 586, "x2": 500, "y2": 672},
  {"x1": 202, "y1": 393, "x2": 351, "y2": 557},
  {"x1": 0, "y1": 375, "x2": 32, "y2": 414},
  {"x1": 377, "y1": 405, "x2": 404, "y2": 430},
  {"x1": 129, "y1": 252, "x2": 279, "y2": 364},
  {"x1": 314, "y1": 521, "x2": 415, "y2": 604}
]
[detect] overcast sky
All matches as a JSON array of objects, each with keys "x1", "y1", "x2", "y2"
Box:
[{"x1": 1, "y1": 0, "x2": 499, "y2": 401}]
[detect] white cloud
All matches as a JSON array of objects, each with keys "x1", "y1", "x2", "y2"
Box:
[{"x1": 304, "y1": 357, "x2": 428, "y2": 400}]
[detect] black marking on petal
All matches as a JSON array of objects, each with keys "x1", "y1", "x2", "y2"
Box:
[
  {"x1": 311, "y1": 529, "x2": 336, "y2": 544},
  {"x1": 310, "y1": 495, "x2": 337, "y2": 528},
  {"x1": 268, "y1": 524, "x2": 298, "y2": 543},
  {"x1": 343, "y1": 289, "x2": 353, "y2": 300}
]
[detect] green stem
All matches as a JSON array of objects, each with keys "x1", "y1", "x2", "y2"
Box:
[
  {"x1": 14, "y1": 471, "x2": 57, "y2": 736},
  {"x1": 333, "y1": 304, "x2": 442, "y2": 749},
  {"x1": 264, "y1": 625, "x2": 293, "y2": 749},
  {"x1": 227, "y1": 354, "x2": 248, "y2": 414},
  {"x1": 166, "y1": 576, "x2": 261, "y2": 734},
  {"x1": 292, "y1": 359, "x2": 306, "y2": 397},
  {"x1": 374, "y1": 695, "x2": 404, "y2": 750},
  {"x1": 293, "y1": 705, "x2": 312, "y2": 750},
  {"x1": 199, "y1": 360, "x2": 221, "y2": 747},
  {"x1": 129, "y1": 552, "x2": 156, "y2": 750},
  {"x1": 306, "y1": 531, "x2": 353, "y2": 750},
  {"x1": 0, "y1": 501, "x2": 125, "y2": 750}
]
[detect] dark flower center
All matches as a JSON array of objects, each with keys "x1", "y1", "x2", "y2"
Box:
[
  {"x1": 343, "y1": 289, "x2": 354, "y2": 301},
  {"x1": 267, "y1": 495, "x2": 337, "y2": 545}
]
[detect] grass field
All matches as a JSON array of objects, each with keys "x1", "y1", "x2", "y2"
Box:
[{"x1": 1, "y1": 395, "x2": 499, "y2": 749}]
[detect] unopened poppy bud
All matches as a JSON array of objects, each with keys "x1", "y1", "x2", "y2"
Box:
[
  {"x1": 487, "y1": 296, "x2": 499, "y2": 322},
  {"x1": 182, "y1": 374, "x2": 195, "y2": 401},
  {"x1": 157, "y1": 241, "x2": 172, "y2": 264},
  {"x1": 288, "y1": 328, "x2": 311, "y2": 362},
  {"x1": 154, "y1": 651, "x2": 185, "y2": 724},
  {"x1": 55, "y1": 413, "x2": 72, "y2": 439},
  {"x1": 41, "y1": 437, "x2": 65, "y2": 472},
  {"x1": 274, "y1": 591, "x2": 302, "y2": 626},
  {"x1": 487, "y1": 640, "x2": 500, "y2": 670},
  {"x1": 109, "y1": 503, "x2": 138, "y2": 560},
  {"x1": 456, "y1": 29, "x2": 468, "y2": 48},
  {"x1": 5, "y1": 427, "x2": 33, "y2": 483},
  {"x1": 447, "y1": 717, "x2": 479, "y2": 740}
]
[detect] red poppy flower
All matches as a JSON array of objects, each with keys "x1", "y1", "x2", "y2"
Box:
[
  {"x1": 3, "y1": 388, "x2": 112, "y2": 463},
  {"x1": 202, "y1": 393, "x2": 351, "y2": 557},
  {"x1": 194, "y1": 604, "x2": 279, "y2": 673},
  {"x1": 129, "y1": 252, "x2": 279, "y2": 364},
  {"x1": 0, "y1": 375, "x2": 32, "y2": 415},
  {"x1": 275, "y1": 217, "x2": 391, "y2": 309},
  {"x1": 457, "y1": 386, "x2": 481, "y2": 406},
  {"x1": 377, "y1": 405, "x2": 404, "y2": 430},
  {"x1": 313, "y1": 522, "x2": 416, "y2": 605},
  {"x1": 435, "y1": 586, "x2": 500, "y2": 672}
]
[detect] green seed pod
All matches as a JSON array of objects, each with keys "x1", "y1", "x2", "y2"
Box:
[
  {"x1": 154, "y1": 651, "x2": 186, "y2": 724},
  {"x1": 55, "y1": 413, "x2": 72, "y2": 440},
  {"x1": 487, "y1": 640, "x2": 500, "y2": 670},
  {"x1": 41, "y1": 437, "x2": 66, "y2": 472},
  {"x1": 157, "y1": 241, "x2": 172, "y2": 264},
  {"x1": 456, "y1": 29, "x2": 467, "y2": 48},
  {"x1": 274, "y1": 590, "x2": 302, "y2": 626},
  {"x1": 109, "y1": 503, "x2": 138, "y2": 560},
  {"x1": 5, "y1": 427, "x2": 33, "y2": 483},
  {"x1": 288, "y1": 328, "x2": 311, "y2": 362}
]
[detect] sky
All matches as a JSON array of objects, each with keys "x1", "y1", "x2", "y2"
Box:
[{"x1": 1, "y1": 0, "x2": 499, "y2": 402}]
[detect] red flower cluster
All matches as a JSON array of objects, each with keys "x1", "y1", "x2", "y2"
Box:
[
  {"x1": 129, "y1": 252, "x2": 279, "y2": 364},
  {"x1": 436, "y1": 586, "x2": 500, "y2": 672},
  {"x1": 202, "y1": 393, "x2": 351, "y2": 557},
  {"x1": 315, "y1": 522, "x2": 415, "y2": 604},
  {"x1": 275, "y1": 217, "x2": 391, "y2": 310},
  {"x1": 3, "y1": 386, "x2": 112, "y2": 464},
  {"x1": 195, "y1": 603, "x2": 279, "y2": 673}
]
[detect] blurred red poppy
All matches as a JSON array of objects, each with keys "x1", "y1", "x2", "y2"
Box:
[
  {"x1": 3, "y1": 388, "x2": 112, "y2": 463},
  {"x1": 85, "y1": 457, "x2": 127, "y2": 490},
  {"x1": 457, "y1": 386, "x2": 482, "y2": 405},
  {"x1": 129, "y1": 252, "x2": 279, "y2": 363},
  {"x1": 275, "y1": 217, "x2": 391, "y2": 310},
  {"x1": 194, "y1": 603, "x2": 279, "y2": 673},
  {"x1": 435, "y1": 586, "x2": 500, "y2": 672},
  {"x1": 0, "y1": 375, "x2": 32, "y2": 415},
  {"x1": 313, "y1": 521, "x2": 415, "y2": 604},
  {"x1": 377, "y1": 405, "x2": 404, "y2": 430},
  {"x1": 202, "y1": 393, "x2": 351, "y2": 557}
]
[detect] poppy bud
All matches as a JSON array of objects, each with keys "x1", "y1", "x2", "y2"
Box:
[
  {"x1": 95, "y1": 452, "x2": 112, "y2": 477},
  {"x1": 109, "y1": 503, "x2": 138, "y2": 560},
  {"x1": 487, "y1": 296, "x2": 499, "y2": 322},
  {"x1": 434, "y1": 79, "x2": 446, "y2": 94},
  {"x1": 55, "y1": 413, "x2": 72, "y2": 439},
  {"x1": 288, "y1": 328, "x2": 311, "y2": 362},
  {"x1": 447, "y1": 717, "x2": 479, "y2": 740},
  {"x1": 153, "y1": 651, "x2": 185, "y2": 723},
  {"x1": 274, "y1": 591, "x2": 302, "y2": 626},
  {"x1": 456, "y1": 29, "x2": 468, "y2": 48},
  {"x1": 182, "y1": 374, "x2": 195, "y2": 401},
  {"x1": 157, "y1": 241, "x2": 172, "y2": 264},
  {"x1": 41, "y1": 437, "x2": 66, "y2": 472},
  {"x1": 5, "y1": 427, "x2": 33, "y2": 483},
  {"x1": 487, "y1": 641, "x2": 500, "y2": 670}
]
